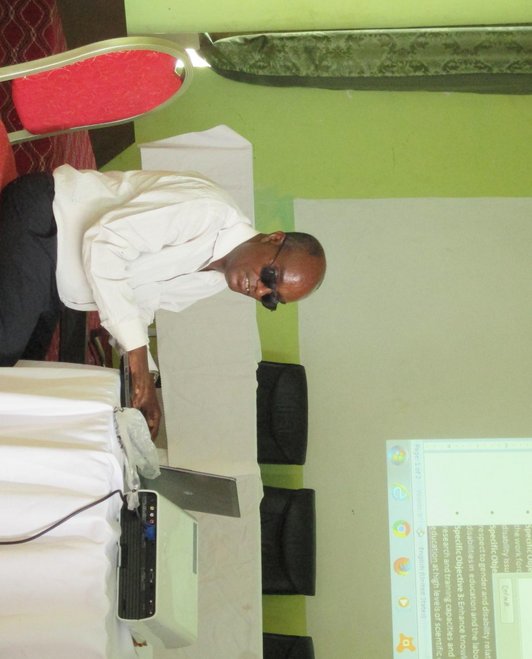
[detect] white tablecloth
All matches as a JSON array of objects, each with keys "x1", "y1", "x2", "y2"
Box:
[{"x1": 0, "y1": 362, "x2": 137, "y2": 659}]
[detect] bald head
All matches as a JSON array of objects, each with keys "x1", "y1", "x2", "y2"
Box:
[
  {"x1": 213, "y1": 230, "x2": 326, "y2": 309},
  {"x1": 282, "y1": 231, "x2": 327, "y2": 294}
]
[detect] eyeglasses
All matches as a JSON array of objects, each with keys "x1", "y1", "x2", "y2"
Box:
[{"x1": 260, "y1": 239, "x2": 286, "y2": 311}]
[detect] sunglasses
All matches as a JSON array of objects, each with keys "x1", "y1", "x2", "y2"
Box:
[{"x1": 260, "y1": 239, "x2": 285, "y2": 311}]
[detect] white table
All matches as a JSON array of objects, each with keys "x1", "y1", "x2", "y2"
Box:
[
  {"x1": 155, "y1": 292, "x2": 263, "y2": 659},
  {"x1": 141, "y1": 125, "x2": 264, "y2": 659},
  {"x1": 0, "y1": 362, "x2": 137, "y2": 659}
]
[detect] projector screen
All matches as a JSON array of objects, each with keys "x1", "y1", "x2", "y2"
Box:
[
  {"x1": 296, "y1": 197, "x2": 532, "y2": 658},
  {"x1": 387, "y1": 438, "x2": 532, "y2": 659}
]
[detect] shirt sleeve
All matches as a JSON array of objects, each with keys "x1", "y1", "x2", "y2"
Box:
[{"x1": 82, "y1": 217, "x2": 151, "y2": 352}]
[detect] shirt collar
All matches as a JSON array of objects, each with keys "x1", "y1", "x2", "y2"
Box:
[{"x1": 211, "y1": 222, "x2": 259, "y2": 263}]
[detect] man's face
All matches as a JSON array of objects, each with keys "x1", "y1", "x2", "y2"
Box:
[{"x1": 222, "y1": 232, "x2": 325, "y2": 308}]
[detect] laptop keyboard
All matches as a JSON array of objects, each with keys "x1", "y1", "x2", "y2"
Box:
[{"x1": 118, "y1": 491, "x2": 157, "y2": 620}]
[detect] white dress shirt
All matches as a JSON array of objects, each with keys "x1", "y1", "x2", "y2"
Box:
[{"x1": 52, "y1": 165, "x2": 257, "y2": 352}]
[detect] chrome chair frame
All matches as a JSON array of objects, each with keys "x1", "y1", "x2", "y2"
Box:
[{"x1": 0, "y1": 36, "x2": 193, "y2": 143}]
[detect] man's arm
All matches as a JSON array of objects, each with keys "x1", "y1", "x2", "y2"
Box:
[{"x1": 127, "y1": 345, "x2": 161, "y2": 440}]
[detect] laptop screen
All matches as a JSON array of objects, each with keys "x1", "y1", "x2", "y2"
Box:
[
  {"x1": 386, "y1": 438, "x2": 532, "y2": 659},
  {"x1": 142, "y1": 466, "x2": 241, "y2": 518}
]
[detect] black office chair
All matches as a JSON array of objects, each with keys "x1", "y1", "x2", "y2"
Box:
[
  {"x1": 260, "y1": 486, "x2": 316, "y2": 595},
  {"x1": 263, "y1": 633, "x2": 315, "y2": 659},
  {"x1": 58, "y1": 308, "x2": 87, "y2": 363},
  {"x1": 58, "y1": 308, "x2": 112, "y2": 366},
  {"x1": 256, "y1": 361, "x2": 308, "y2": 464}
]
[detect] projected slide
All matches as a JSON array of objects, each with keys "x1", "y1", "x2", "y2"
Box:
[{"x1": 386, "y1": 439, "x2": 532, "y2": 658}]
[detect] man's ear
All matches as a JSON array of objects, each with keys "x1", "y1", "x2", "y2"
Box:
[{"x1": 259, "y1": 230, "x2": 285, "y2": 245}]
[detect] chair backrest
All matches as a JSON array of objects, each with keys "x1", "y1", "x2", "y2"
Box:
[
  {"x1": 256, "y1": 361, "x2": 308, "y2": 465},
  {"x1": 263, "y1": 633, "x2": 315, "y2": 659},
  {"x1": 260, "y1": 486, "x2": 316, "y2": 595},
  {"x1": 1, "y1": 37, "x2": 192, "y2": 142}
]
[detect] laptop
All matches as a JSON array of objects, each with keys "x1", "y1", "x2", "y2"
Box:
[
  {"x1": 119, "y1": 355, "x2": 241, "y2": 518},
  {"x1": 141, "y1": 465, "x2": 241, "y2": 518}
]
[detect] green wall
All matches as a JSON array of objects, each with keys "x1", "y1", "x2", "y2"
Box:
[
  {"x1": 117, "y1": 2, "x2": 532, "y2": 655},
  {"x1": 121, "y1": 0, "x2": 532, "y2": 368},
  {"x1": 106, "y1": 66, "x2": 532, "y2": 654},
  {"x1": 121, "y1": 67, "x2": 532, "y2": 368},
  {"x1": 126, "y1": 0, "x2": 532, "y2": 33}
]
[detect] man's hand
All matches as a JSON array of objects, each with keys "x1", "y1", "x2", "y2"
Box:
[{"x1": 127, "y1": 345, "x2": 161, "y2": 440}]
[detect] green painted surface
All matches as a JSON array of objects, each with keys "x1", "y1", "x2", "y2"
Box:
[
  {"x1": 132, "y1": 66, "x2": 532, "y2": 369},
  {"x1": 260, "y1": 464, "x2": 304, "y2": 490},
  {"x1": 119, "y1": 3, "x2": 532, "y2": 651},
  {"x1": 126, "y1": 0, "x2": 532, "y2": 34}
]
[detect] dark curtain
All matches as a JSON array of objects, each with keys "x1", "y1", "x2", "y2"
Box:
[{"x1": 200, "y1": 26, "x2": 532, "y2": 94}]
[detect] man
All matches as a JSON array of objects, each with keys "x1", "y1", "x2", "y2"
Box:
[{"x1": 0, "y1": 165, "x2": 326, "y2": 438}]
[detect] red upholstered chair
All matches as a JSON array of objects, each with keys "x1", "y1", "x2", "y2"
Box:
[
  {"x1": 0, "y1": 120, "x2": 17, "y2": 189},
  {"x1": 0, "y1": 37, "x2": 191, "y2": 365},
  {"x1": 0, "y1": 36, "x2": 192, "y2": 143}
]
